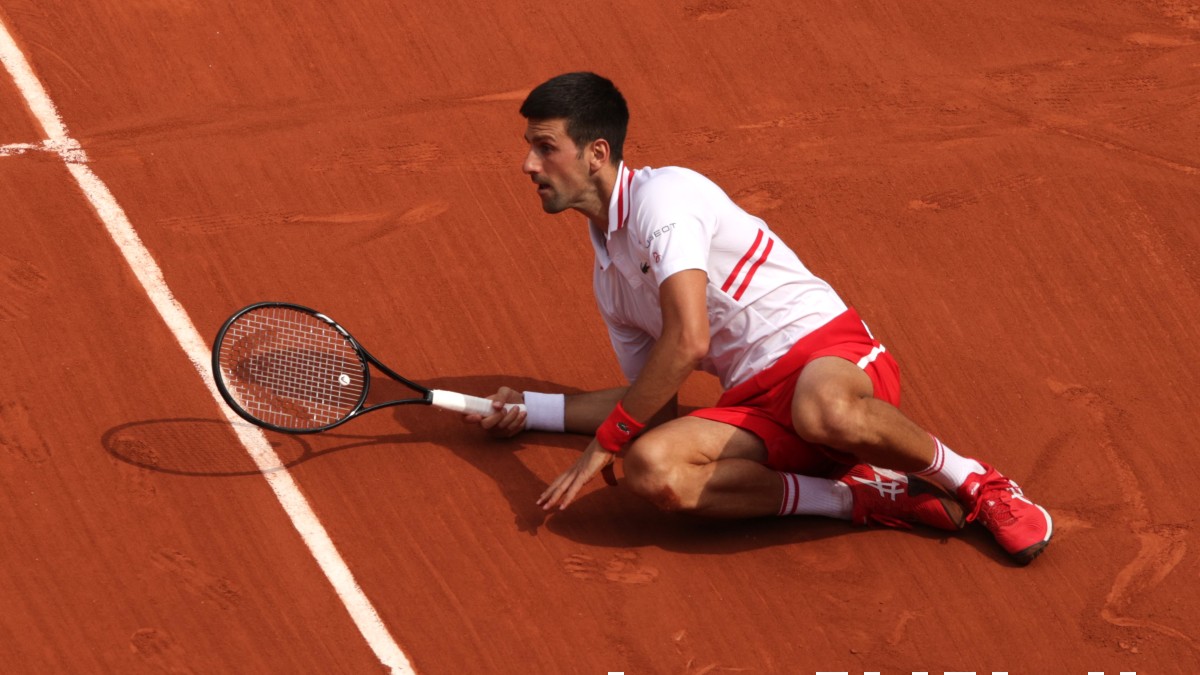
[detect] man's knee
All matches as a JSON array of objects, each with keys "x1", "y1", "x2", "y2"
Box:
[
  {"x1": 622, "y1": 436, "x2": 691, "y2": 513},
  {"x1": 792, "y1": 385, "x2": 871, "y2": 447}
]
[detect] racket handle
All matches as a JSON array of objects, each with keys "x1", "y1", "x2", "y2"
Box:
[{"x1": 429, "y1": 389, "x2": 526, "y2": 417}]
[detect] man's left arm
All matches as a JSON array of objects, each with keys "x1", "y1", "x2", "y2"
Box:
[
  {"x1": 619, "y1": 269, "x2": 710, "y2": 422},
  {"x1": 538, "y1": 268, "x2": 710, "y2": 511}
]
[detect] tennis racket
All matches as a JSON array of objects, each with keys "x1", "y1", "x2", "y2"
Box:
[{"x1": 211, "y1": 301, "x2": 523, "y2": 433}]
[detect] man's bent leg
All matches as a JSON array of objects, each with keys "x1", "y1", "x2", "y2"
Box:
[
  {"x1": 792, "y1": 355, "x2": 1052, "y2": 563},
  {"x1": 792, "y1": 356, "x2": 986, "y2": 491},
  {"x1": 623, "y1": 417, "x2": 777, "y2": 518},
  {"x1": 623, "y1": 415, "x2": 963, "y2": 530},
  {"x1": 622, "y1": 417, "x2": 848, "y2": 519},
  {"x1": 791, "y1": 356, "x2": 936, "y2": 472}
]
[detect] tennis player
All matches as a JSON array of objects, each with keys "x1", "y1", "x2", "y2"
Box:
[{"x1": 468, "y1": 72, "x2": 1052, "y2": 564}]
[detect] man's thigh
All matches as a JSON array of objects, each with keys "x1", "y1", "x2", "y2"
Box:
[
  {"x1": 794, "y1": 355, "x2": 876, "y2": 403},
  {"x1": 629, "y1": 415, "x2": 768, "y2": 466},
  {"x1": 790, "y1": 355, "x2": 876, "y2": 438}
]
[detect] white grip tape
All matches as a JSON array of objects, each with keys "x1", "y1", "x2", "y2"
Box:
[{"x1": 429, "y1": 389, "x2": 525, "y2": 417}]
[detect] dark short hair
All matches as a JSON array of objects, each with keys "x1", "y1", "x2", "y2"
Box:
[{"x1": 520, "y1": 72, "x2": 629, "y2": 163}]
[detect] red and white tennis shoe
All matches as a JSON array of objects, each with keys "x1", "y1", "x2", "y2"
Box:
[
  {"x1": 837, "y1": 464, "x2": 965, "y2": 531},
  {"x1": 957, "y1": 464, "x2": 1052, "y2": 565}
]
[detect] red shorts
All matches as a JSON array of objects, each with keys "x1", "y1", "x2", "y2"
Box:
[{"x1": 688, "y1": 308, "x2": 900, "y2": 477}]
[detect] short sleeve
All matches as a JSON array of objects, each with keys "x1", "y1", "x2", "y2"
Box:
[{"x1": 631, "y1": 180, "x2": 712, "y2": 286}]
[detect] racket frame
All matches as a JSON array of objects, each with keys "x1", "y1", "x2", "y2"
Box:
[{"x1": 212, "y1": 301, "x2": 441, "y2": 434}]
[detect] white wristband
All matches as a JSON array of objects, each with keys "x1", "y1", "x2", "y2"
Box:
[{"x1": 523, "y1": 392, "x2": 565, "y2": 432}]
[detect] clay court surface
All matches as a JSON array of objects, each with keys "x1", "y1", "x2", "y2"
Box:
[{"x1": 1, "y1": 1, "x2": 1197, "y2": 673}]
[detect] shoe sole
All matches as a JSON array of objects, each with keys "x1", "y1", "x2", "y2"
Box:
[{"x1": 907, "y1": 475, "x2": 967, "y2": 530}]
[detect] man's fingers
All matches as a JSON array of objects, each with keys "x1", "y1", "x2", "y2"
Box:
[
  {"x1": 503, "y1": 405, "x2": 526, "y2": 429},
  {"x1": 539, "y1": 484, "x2": 565, "y2": 510},
  {"x1": 541, "y1": 466, "x2": 584, "y2": 511},
  {"x1": 479, "y1": 412, "x2": 501, "y2": 430},
  {"x1": 557, "y1": 474, "x2": 588, "y2": 511},
  {"x1": 537, "y1": 473, "x2": 567, "y2": 507},
  {"x1": 477, "y1": 400, "x2": 526, "y2": 435}
]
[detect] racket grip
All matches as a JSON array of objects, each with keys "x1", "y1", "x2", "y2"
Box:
[{"x1": 429, "y1": 389, "x2": 526, "y2": 417}]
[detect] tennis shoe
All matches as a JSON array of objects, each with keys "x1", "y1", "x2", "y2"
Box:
[
  {"x1": 958, "y1": 464, "x2": 1053, "y2": 565},
  {"x1": 837, "y1": 464, "x2": 965, "y2": 531}
]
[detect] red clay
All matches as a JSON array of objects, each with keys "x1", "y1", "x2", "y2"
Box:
[{"x1": 1, "y1": 0, "x2": 1197, "y2": 673}]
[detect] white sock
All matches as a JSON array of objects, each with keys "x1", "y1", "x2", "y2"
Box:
[
  {"x1": 777, "y1": 473, "x2": 852, "y2": 520},
  {"x1": 914, "y1": 436, "x2": 985, "y2": 492}
]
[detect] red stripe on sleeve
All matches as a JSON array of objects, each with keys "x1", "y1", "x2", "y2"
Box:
[
  {"x1": 733, "y1": 238, "x2": 773, "y2": 301},
  {"x1": 722, "y1": 229, "x2": 764, "y2": 293}
]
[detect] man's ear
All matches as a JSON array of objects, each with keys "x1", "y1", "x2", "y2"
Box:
[{"x1": 587, "y1": 138, "x2": 611, "y2": 171}]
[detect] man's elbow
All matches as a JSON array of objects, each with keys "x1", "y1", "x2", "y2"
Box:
[{"x1": 680, "y1": 332, "x2": 710, "y2": 366}]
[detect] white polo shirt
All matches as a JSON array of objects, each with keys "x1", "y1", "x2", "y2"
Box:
[{"x1": 591, "y1": 162, "x2": 848, "y2": 390}]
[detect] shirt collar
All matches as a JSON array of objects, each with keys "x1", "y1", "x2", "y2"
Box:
[
  {"x1": 589, "y1": 162, "x2": 635, "y2": 269},
  {"x1": 604, "y1": 161, "x2": 635, "y2": 239}
]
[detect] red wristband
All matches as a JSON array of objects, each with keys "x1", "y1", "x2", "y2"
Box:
[{"x1": 595, "y1": 402, "x2": 645, "y2": 453}]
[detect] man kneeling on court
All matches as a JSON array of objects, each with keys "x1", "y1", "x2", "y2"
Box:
[{"x1": 464, "y1": 72, "x2": 1052, "y2": 565}]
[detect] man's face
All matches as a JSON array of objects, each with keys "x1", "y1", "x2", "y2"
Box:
[{"x1": 522, "y1": 118, "x2": 590, "y2": 214}]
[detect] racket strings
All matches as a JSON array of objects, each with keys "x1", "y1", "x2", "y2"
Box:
[{"x1": 218, "y1": 307, "x2": 366, "y2": 430}]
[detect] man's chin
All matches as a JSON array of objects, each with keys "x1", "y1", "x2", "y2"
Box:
[{"x1": 539, "y1": 196, "x2": 569, "y2": 214}]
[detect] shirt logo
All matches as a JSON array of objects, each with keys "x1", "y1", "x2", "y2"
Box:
[
  {"x1": 642, "y1": 223, "x2": 676, "y2": 248},
  {"x1": 640, "y1": 262, "x2": 650, "y2": 274}
]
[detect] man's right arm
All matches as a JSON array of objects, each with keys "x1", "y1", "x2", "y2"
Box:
[{"x1": 468, "y1": 385, "x2": 677, "y2": 438}]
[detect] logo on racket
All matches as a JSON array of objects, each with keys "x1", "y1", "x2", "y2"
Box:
[{"x1": 338, "y1": 374, "x2": 351, "y2": 386}]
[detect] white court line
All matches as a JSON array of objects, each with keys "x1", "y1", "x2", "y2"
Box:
[{"x1": 0, "y1": 18, "x2": 415, "y2": 675}]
